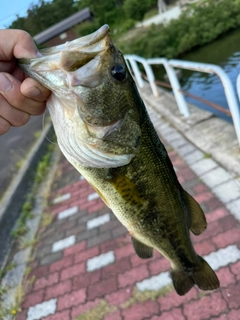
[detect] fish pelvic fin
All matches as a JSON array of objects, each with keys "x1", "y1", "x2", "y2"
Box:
[
  {"x1": 131, "y1": 237, "x2": 153, "y2": 259},
  {"x1": 184, "y1": 191, "x2": 207, "y2": 235},
  {"x1": 171, "y1": 256, "x2": 220, "y2": 296}
]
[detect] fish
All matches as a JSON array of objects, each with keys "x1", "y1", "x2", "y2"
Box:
[{"x1": 19, "y1": 25, "x2": 220, "y2": 295}]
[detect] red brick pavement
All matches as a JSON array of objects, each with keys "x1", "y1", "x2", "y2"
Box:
[{"x1": 16, "y1": 143, "x2": 240, "y2": 320}]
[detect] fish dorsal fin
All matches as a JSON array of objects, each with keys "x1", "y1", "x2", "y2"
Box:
[
  {"x1": 131, "y1": 237, "x2": 153, "y2": 259},
  {"x1": 184, "y1": 191, "x2": 207, "y2": 235}
]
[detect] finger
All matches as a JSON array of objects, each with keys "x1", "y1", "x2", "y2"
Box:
[
  {"x1": 0, "y1": 72, "x2": 46, "y2": 116},
  {"x1": 21, "y1": 77, "x2": 51, "y2": 102},
  {"x1": 0, "y1": 96, "x2": 30, "y2": 128},
  {"x1": 0, "y1": 29, "x2": 40, "y2": 60},
  {"x1": 0, "y1": 116, "x2": 11, "y2": 135}
]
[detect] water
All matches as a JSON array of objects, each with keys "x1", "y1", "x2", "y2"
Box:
[{"x1": 153, "y1": 29, "x2": 240, "y2": 123}]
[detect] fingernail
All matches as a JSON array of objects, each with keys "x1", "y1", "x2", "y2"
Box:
[
  {"x1": 0, "y1": 73, "x2": 13, "y2": 92},
  {"x1": 27, "y1": 86, "x2": 41, "y2": 97}
]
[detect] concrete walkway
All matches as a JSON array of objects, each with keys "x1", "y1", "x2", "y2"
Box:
[{"x1": 11, "y1": 97, "x2": 240, "y2": 319}]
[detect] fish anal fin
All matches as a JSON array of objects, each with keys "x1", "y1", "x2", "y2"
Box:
[
  {"x1": 171, "y1": 256, "x2": 220, "y2": 296},
  {"x1": 131, "y1": 237, "x2": 153, "y2": 259},
  {"x1": 185, "y1": 191, "x2": 207, "y2": 235}
]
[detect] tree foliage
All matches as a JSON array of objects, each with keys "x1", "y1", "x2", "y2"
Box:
[
  {"x1": 117, "y1": 0, "x2": 240, "y2": 58},
  {"x1": 123, "y1": 0, "x2": 156, "y2": 21},
  {"x1": 9, "y1": 0, "x2": 78, "y2": 36}
]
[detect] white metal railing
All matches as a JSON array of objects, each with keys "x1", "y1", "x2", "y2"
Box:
[{"x1": 124, "y1": 54, "x2": 240, "y2": 146}]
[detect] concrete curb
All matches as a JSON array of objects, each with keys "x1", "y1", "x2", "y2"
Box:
[{"x1": 0, "y1": 122, "x2": 54, "y2": 268}]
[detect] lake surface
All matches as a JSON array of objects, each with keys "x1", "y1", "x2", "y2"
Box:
[{"x1": 153, "y1": 29, "x2": 240, "y2": 123}]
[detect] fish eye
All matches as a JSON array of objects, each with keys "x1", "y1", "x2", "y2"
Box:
[{"x1": 111, "y1": 64, "x2": 126, "y2": 81}]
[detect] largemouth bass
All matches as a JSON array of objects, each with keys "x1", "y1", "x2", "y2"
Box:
[{"x1": 19, "y1": 25, "x2": 219, "y2": 295}]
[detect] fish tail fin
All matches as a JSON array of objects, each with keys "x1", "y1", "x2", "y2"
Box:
[
  {"x1": 171, "y1": 256, "x2": 220, "y2": 296},
  {"x1": 191, "y1": 256, "x2": 220, "y2": 292}
]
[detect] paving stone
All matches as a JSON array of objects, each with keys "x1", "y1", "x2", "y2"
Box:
[
  {"x1": 105, "y1": 286, "x2": 133, "y2": 306},
  {"x1": 52, "y1": 235, "x2": 76, "y2": 253},
  {"x1": 176, "y1": 143, "x2": 196, "y2": 157},
  {"x1": 31, "y1": 265, "x2": 49, "y2": 278},
  {"x1": 87, "y1": 213, "x2": 110, "y2": 229},
  {"x1": 201, "y1": 167, "x2": 232, "y2": 189},
  {"x1": 159, "y1": 125, "x2": 175, "y2": 136},
  {"x1": 227, "y1": 198, "x2": 240, "y2": 222},
  {"x1": 183, "y1": 292, "x2": 227, "y2": 319},
  {"x1": 183, "y1": 149, "x2": 204, "y2": 165},
  {"x1": 118, "y1": 264, "x2": 149, "y2": 288},
  {"x1": 65, "y1": 224, "x2": 85, "y2": 237},
  {"x1": 204, "y1": 244, "x2": 240, "y2": 271},
  {"x1": 191, "y1": 158, "x2": 218, "y2": 176},
  {"x1": 104, "y1": 310, "x2": 122, "y2": 320},
  {"x1": 74, "y1": 246, "x2": 99, "y2": 264},
  {"x1": 27, "y1": 298, "x2": 57, "y2": 320},
  {"x1": 76, "y1": 228, "x2": 98, "y2": 242},
  {"x1": 52, "y1": 193, "x2": 71, "y2": 204},
  {"x1": 2, "y1": 264, "x2": 26, "y2": 288},
  {"x1": 57, "y1": 206, "x2": 78, "y2": 220},
  {"x1": 136, "y1": 271, "x2": 171, "y2": 291},
  {"x1": 168, "y1": 137, "x2": 187, "y2": 148},
  {"x1": 40, "y1": 252, "x2": 62, "y2": 266},
  {"x1": 57, "y1": 288, "x2": 86, "y2": 311},
  {"x1": 42, "y1": 231, "x2": 66, "y2": 245},
  {"x1": 87, "y1": 192, "x2": 99, "y2": 201},
  {"x1": 13, "y1": 248, "x2": 31, "y2": 265},
  {"x1": 87, "y1": 276, "x2": 118, "y2": 300},
  {"x1": 87, "y1": 230, "x2": 112, "y2": 248},
  {"x1": 101, "y1": 256, "x2": 131, "y2": 279},
  {"x1": 216, "y1": 267, "x2": 236, "y2": 287},
  {"x1": 60, "y1": 262, "x2": 85, "y2": 281},
  {"x1": 43, "y1": 310, "x2": 71, "y2": 320},
  {"x1": 212, "y1": 228, "x2": 240, "y2": 248},
  {"x1": 36, "y1": 245, "x2": 53, "y2": 259},
  {"x1": 121, "y1": 300, "x2": 159, "y2": 320},
  {"x1": 72, "y1": 269, "x2": 101, "y2": 290},
  {"x1": 45, "y1": 279, "x2": 72, "y2": 300},
  {"x1": 158, "y1": 287, "x2": 198, "y2": 312},
  {"x1": 63, "y1": 241, "x2": 86, "y2": 257},
  {"x1": 151, "y1": 307, "x2": 185, "y2": 320},
  {"x1": 213, "y1": 179, "x2": 240, "y2": 204},
  {"x1": 87, "y1": 251, "x2": 115, "y2": 272},
  {"x1": 223, "y1": 283, "x2": 240, "y2": 309},
  {"x1": 71, "y1": 298, "x2": 101, "y2": 318},
  {"x1": 33, "y1": 272, "x2": 59, "y2": 291},
  {"x1": 22, "y1": 289, "x2": 45, "y2": 309},
  {"x1": 163, "y1": 130, "x2": 182, "y2": 143}
]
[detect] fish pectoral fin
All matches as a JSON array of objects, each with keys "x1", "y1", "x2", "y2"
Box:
[
  {"x1": 184, "y1": 191, "x2": 207, "y2": 235},
  {"x1": 131, "y1": 237, "x2": 153, "y2": 259}
]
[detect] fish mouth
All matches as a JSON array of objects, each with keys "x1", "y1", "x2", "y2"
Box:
[{"x1": 18, "y1": 24, "x2": 111, "y2": 91}]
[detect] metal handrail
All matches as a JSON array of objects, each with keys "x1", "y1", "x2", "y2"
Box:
[
  {"x1": 140, "y1": 73, "x2": 231, "y2": 117},
  {"x1": 124, "y1": 54, "x2": 240, "y2": 146}
]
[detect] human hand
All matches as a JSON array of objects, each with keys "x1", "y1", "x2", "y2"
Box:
[{"x1": 0, "y1": 29, "x2": 51, "y2": 135}]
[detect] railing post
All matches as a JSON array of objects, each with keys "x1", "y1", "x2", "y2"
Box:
[
  {"x1": 147, "y1": 58, "x2": 190, "y2": 117},
  {"x1": 124, "y1": 55, "x2": 144, "y2": 88},
  {"x1": 140, "y1": 59, "x2": 159, "y2": 97}
]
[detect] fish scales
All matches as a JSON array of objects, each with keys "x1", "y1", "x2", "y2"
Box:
[{"x1": 19, "y1": 25, "x2": 220, "y2": 295}]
